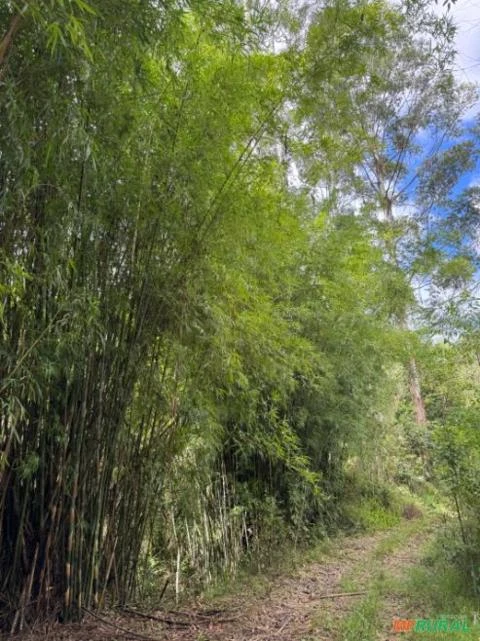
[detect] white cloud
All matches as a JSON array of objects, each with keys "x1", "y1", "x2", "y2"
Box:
[
  {"x1": 449, "y1": 0, "x2": 480, "y2": 83},
  {"x1": 428, "y1": 0, "x2": 480, "y2": 120}
]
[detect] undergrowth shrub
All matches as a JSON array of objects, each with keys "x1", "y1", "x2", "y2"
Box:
[{"x1": 341, "y1": 473, "x2": 404, "y2": 532}]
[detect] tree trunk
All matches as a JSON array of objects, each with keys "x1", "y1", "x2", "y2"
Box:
[
  {"x1": 408, "y1": 357, "x2": 427, "y2": 425},
  {"x1": 0, "y1": 14, "x2": 23, "y2": 69}
]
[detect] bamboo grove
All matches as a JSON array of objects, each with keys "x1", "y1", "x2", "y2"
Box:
[{"x1": 1, "y1": 0, "x2": 480, "y2": 631}]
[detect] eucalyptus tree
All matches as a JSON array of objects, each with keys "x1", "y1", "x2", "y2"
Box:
[
  {"x1": 422, "y1": 184, "x2": 480, "y2": 339},
  {"x1": 297, "y1": 0, "x2": 478, "y2": 425}
]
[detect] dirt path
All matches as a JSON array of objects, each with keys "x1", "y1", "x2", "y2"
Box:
[
  {"x1": 167, "y1": 529, "x2": 391, "y2": 641},
  {"x1": 11, "y1": 518, "x2": 434, "y2": 641}
]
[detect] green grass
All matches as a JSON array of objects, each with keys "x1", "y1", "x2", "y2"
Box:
[
  {"x1": 336, "y1": 515, "x2": 429, "y2": 595},
  {"x1": 342, "y1": 479, "x2": 441, "y2": 535},
  {"x1": 340, "y1": 587, "x2": 381, "y2": 641},
  {"x1": 398, "y1": 564, "x2": 480, "y2": 639},
  {"x1": 383, "y1": 523, "x2": 480, "y2": 641},
  {"x1": 347, "y1": 497, "x2": 401, "y2": 531},
  {"x1": 334, "y1": 513, "x2": 434, "y2": 640}
]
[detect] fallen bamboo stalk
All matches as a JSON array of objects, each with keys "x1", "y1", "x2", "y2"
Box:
[
  {"x1": 119, "y1": 606, "x2": 191, "y2": 627},
  {"x1": 316, "y1": 590, "x2": 367, "y2": 600},
  {"x1": 82, "y1": 606, "x2": 182, "y2": 639},
  {"x1": 122, "y1": 605, "x2": 239, "y2": 625}
]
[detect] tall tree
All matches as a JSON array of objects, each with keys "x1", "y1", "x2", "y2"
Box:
[{"x1": 297, "y1": 0, "x2": 477, "y2": 424}]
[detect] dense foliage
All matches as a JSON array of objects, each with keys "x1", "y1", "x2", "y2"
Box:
[{"x1": 0, "y1": 0, "x2": 478, "y2": 630}]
